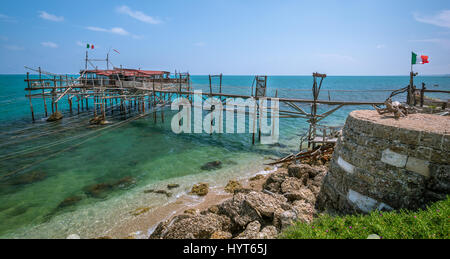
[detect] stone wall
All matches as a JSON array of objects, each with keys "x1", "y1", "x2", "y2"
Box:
[{"x1": 318, "y1": 110, "x2": 450, "y2": 213}]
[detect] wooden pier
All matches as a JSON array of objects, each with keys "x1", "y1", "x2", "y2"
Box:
[{"x1": 25, "y1": 65, "x2": 447, "y2": 148}]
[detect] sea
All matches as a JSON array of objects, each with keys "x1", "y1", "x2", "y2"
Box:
[{"x1": 0, "y1": 74, "x2": 448, "y2": 238}]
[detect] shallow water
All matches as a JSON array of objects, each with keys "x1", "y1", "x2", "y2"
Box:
[{"x1": 0, "y1": 74, "x2": 448, "y2": 238}]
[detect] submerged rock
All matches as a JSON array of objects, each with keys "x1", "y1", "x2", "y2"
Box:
[
  {"x1": 190, "y1": 183, "x2": 209, "y2": 196},
  {"x1": 47, "y1": 111, "x2": 63, "y2": 122},
  {"x1": 89, "y1": 116, "x2": 106, "y2": 125},
  {"x1": 113, "y1": 176, "x2": 136, "y2": 188},
  {"x1": 58, "y1": 196, "x2": 83, "y2": 208},
  {"x1": 131, "y1": 207, "x2": 151, "y2": 216},
  {"x1": 167, "y1": 184, "x2": 180, "y2": 190},
  {"x1": 83, "y1": 183, "x2": 113, "y2": 198},
  {"x1": 224, "y1": 180, "x2": 243, "y2": 194},
  {"x1": 201, "y1": 161, "x2": 222, "y2": 171},
  {"x1": 7, "y1": 171, "x2": 47, "y2": 186}
]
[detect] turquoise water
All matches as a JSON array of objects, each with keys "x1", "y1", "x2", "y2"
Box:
[{"x1": 0, "y1": 74, "x2": 449, "y2": 238}]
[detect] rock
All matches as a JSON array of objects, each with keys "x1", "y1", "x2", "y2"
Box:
[
  {"x1": 208, "y1": 205, "x2": 219, "y2": 214},
  {"x1": 144, "y1": 189, "x2": 155, "y2": 194},
  {"x1": 250, "y1": 175, "x2": 265, "y2": 181},
  {"x1": 224, "y1": 180, "x2": 243, "y2": 193},
  {"x1": 113, "y1": 176, "x2": 136, "y2": 188},
  {"x1": 89, "y1": 115, "x2": 105, "y2": 125},
  {"x1": 155, "y1": 190, "x2": 172, "y2": 198},
  {"x1": 190, "y1": 183, "x2": 209, "y2": 196},
  {"x1": 281, "y1": 177, "x2": 304, "y2": 194},
  {"x1": 288, "y1": 164, "x2": 319, "y2": 179},
  {"x1": 201, "y1": 161, "x2": 222, "y2": 171},
  {"x1": 291, "y1": 200, "x2": 315, "y2": 223},
  {"x1": 150, "y1": 213, "x2": 231, "y2": 239},
  {"x1": 211, "y1": 231, "x2": 233, "y2": 239},
  {"x1": 184, "y1": 209, "x2": 199, "y2": 215},
  {"x1": 264, "y1": 167, "x2": 272, "y2": 171},
  {"x1": 47, "y1": 111, "x2": 63, "y2": 122},
  {"x1": 167, "y1": 184, "x2": 180, "y2": 190},
  {"x1": 58, "y1": 196, "x2": 83, "y2": 208},
  {"x1": 131, "y1": 207, "x2": 151, "y2": 216},
  {"x1": 67, "y1": 234, "x2": 81, "y2": 239},
  {"x1": 219, "y1": 191, "x2": 289, "y2": 228},
  {"x1": 367, "y1": 234, "x2": 381, "y2": 239},
  {"x1": 263, "y1": 170, "x2": 288, "y2": 193},
  {"x1": 274, "y1": 209, "x2": 298, "y2": 230},
  {"x1": 235, "y1": 221, "x2": 261, "y2": 239},
  {"x1": 258, "y1": 226, "x2": 278, "y2": 239},
  {"x1": 83, "y1": 183, "x2": 113, "y2": 198},
  {"x1": 8, "y1": 171, "x2": 47, "y2": 186},
  {"x1": 284, "y1": 187, "x2": 316, "y2": 204}
]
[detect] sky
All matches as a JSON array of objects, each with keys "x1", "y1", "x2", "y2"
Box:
[{"x1": 0, "y1": 0, "x2": 449, "y2": 75}]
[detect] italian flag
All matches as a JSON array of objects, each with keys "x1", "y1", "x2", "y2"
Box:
[
  {"x1": 412, "y1": 52, "x2": 429, "y2": 65},
  {"x1": 86, "y1": 44, "x2": 94, "y2": 49}
]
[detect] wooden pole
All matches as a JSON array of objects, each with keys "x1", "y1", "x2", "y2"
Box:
[
  {"x1": 27, "y1": 73, "x2": 35, "y2": 122},
  {"x1": 420, "y1": 83, "x2": 426, "y2": 107}
]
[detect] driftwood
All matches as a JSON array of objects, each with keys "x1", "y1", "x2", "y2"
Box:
[
  {"x1": 268, "y1": 144, "x2": 334, "y2": 166},
  {"x1": 373, "y1": 98, "x2": 409, "y2": 120}
]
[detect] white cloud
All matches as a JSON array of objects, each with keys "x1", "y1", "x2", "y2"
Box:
[
  {"x1": 41, "y1": 41, "x2": 58, "y2": 48},
  {"x1": 86, "y1": 26, "x2": 129, "y2": 36},
  {"x1": 76, "y1": 41, "x2": 84, "y2": 46},
  {"x1": 409, "y1": 39, "x2": 442, "y2": 43},
  {"x1": 0, "y1": 14, "x2": 16, "y2": 23},
  {"x1": 376, "y1": 44, "x2": 386, "y2": 49},
  {"x1": 116, "y1": 5, "x2": 162, "y2": 24},
  {"x1": 4, "y1": 45, "x2": 24, "y2": 51},
  {"x1": 38, "y1": 11, "x2": 64, "y2": 22},
  {"x1": 413, "y1": 10, "x2": 450, "y2": 28}
]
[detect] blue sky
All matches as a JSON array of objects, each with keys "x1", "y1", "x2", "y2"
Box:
[{"x1": 0, "y1": 0, "x2": 449, "y2": 75}]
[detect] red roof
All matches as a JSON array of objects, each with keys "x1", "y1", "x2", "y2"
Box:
[{"x1": 83, "y1": 68, "x2": 170, "y2": 77}]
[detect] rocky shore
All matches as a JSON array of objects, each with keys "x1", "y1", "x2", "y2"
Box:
[{"x1": 149, "y1": 163, "x2": 328, "y2": 239}]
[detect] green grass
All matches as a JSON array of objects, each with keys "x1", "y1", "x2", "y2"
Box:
[{"x1": 280, "y1": 197, "x2": 450, "y2": 239}]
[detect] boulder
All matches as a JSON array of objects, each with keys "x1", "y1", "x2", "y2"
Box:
[
  {"x1": 190, "y1": 183, "x2": 209, "y2": 196},
  {"x1": 281, "y1": 177, "x2": 304, "y2": 194},
  {"x1": 47, "y1": 111, "x2": 63, "y2": 122},
  {"x1": 235, "y1": 221, "x2": 261, "y2": 239},
  {"x1": 274, "y1": 209, "x2": 297, "y2": 230},
  {"x1": 89, "y1": 116, "x2": 106, "y2": 125},
  {"x1": 284, "y1": 187, "x2": 316, "y2": 204},
  {"x1": 150, "y1": 213, "x2": 231, "y2": 239},
  {"x1": 219, "y1": 191, "x2": 289, "y2": 228},
  {"x1": 224, "y1": 180, "x2": 243, "y2": 193},
  {"x1": 201, "y1": 161, "x2": 222, "y2": 171},
  {"x1": 263, "y1": 170, "x2": 288, "y2": 193},
  {"x1": 288, "y1": 164, "x2": 320, "y2": 179},
  {"x1": 257, "y1": 226, "x2": 278, "y2": 239},
  {"x1": 291, "y1": 200, "x2": 315, "y2": 223}
]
